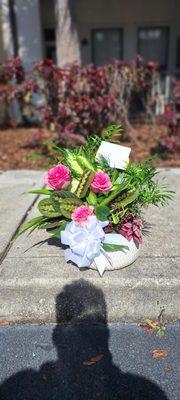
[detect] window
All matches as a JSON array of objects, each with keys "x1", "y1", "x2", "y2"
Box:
[
  {"x1": 92, "y1": 29, "x2": 123, "y2": 66},
  {"x1": 44, "y1": 28, "x2": 56, "y2": 62},
  {"x1": 138, "y1": 27, "x2": 169, "y2": 69}
]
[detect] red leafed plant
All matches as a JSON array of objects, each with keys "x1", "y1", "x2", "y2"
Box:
[
  {"x1": 104, "y1": 213, "x2": 144, "y2": 245},
  {"x1": 0, "y1": 56, "x2": 160, "y2": 145},
  {"x1": 118, "y1": 218, "x2": 144, "y2": 245},
  {"x1": 30, "y1": 57, "x2": 160, "y2": 146},
  {"x1": 152, "y1": 76, "x2": 180, "y2": 158},
  {"x1": 0, "y1": 57, "x2": 26, "y2": 127},
  {"x1": 32, "y1": 61, "x2": 117, "y2": 145}
]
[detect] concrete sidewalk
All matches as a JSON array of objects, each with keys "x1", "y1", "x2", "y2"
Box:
[{"x1": 0, "y1": 169, "x2": 179, "y2": 323}]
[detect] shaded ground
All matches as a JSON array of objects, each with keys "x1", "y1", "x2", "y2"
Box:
[
  {"x1": 0, "y1": 323, "x2": 179, "y2": 399},
  {"x1": 0, "y1": 124, "x2": 179, "y2": 171}
]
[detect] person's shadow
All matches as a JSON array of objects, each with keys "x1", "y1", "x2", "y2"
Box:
[{"x1": 0, "y1": 279, "x2": 168, "y2": 400}]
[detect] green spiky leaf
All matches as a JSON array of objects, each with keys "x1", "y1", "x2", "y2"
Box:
[
  {"x1": 76, "y1": 155, "x2": 95, "y2": 171},
  {"x1": 16, "y1": 216, "x2": 45, "y2": 238},
  {"x1": 118, "y1": 189, "x2": 139, "y2": 209},
  {"x1": 29, "y1": 188, "x2": 53, "y2": 195},
  {"x1": 62, "y1": 149, "x2": 84, "y2": 177},
  {"x1": 38, "y1": 220, "x2": 65, "y2": 230},
  {"x1": 75, "y1": 170, "x2": 94, "y2": 198}
]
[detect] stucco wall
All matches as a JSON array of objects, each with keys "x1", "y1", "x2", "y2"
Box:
[
  {"x1": 75, "y1": 0, "x2": 179, "y2": 70},
  {"x1": 34, "y1": 0, "x2": 180, "y2": 70},
  {"x1": 14, "y1": 0, "x2": 43, "y2": 68}
]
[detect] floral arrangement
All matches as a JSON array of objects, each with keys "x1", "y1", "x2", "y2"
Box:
[{"x1": 17, "y1": 125, "x2": 173, "y2": 275}]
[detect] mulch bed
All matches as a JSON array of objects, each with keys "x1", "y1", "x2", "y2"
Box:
[{"x1": 0, "y1": 124, "x2": 179, "y2": 171}]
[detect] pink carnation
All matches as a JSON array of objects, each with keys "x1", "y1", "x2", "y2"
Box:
[
  {"x1": 44, "y1": 164, "x2": 71, "y2": 190},
  {"x1": 90, "y1": 172, "x2": 112, "y2": 193},
  {"x1": 72, "y1": 205, "x2": 94, "y2": 224}
]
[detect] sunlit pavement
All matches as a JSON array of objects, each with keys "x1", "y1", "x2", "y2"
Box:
[{"x1": 0, "y1": 169, "x2": 179, "y2": 323}]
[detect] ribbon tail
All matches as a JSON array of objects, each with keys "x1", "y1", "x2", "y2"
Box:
[{"x1": 94, "y1": 249, "x2": 112, "y2": 276}]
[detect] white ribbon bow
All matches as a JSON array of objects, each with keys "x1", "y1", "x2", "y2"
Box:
[{"x1": 61, "y1": 216, "x2": 127, "y2": 276}]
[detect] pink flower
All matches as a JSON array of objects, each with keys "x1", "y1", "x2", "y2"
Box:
[
  {"x1": 118, "y1": 218, "x2": 143, "y2": 245},
  {"x1": 90, "y1": 172, "x2": 112, "y2": 193},
  {"x1": 72, "y1": 205, "x2": 94, "y2": 224},
  {"x1": 44, "y1": 164, "x2": 71, "y2": 190}
]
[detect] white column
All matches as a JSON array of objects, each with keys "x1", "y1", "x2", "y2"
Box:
[
  {"x1": 14, "y1": 0, "x2": 43, "y2": 69},
  {"x1": 55, "y1": 0, "x2": 81, "y2": 66},
  {"x1": 1, "y1": 0, "x2": 14, "y2": 58}
]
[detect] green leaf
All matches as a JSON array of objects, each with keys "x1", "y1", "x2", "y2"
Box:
[
  {"x1": 27, "y1": 152, "x2": 42, "y2": 159},
  {"x1": 50, "y1": 189, "x2": 78, "y2": 207},
  {"x1": 156, "y1": 327, "x2": 165, "y2": 337},
  {"x1": 101, "y1": 243, "x2": 129, "y2": 252},
  {"x1": 76, "y1": 155, "x2": 95, "y2": 171},
  {"x1": 28, "y1": 222, "x2": 42, "y2": 236},
  {"x1": 112, "y1": 213, "x2": 119, "y2": 224},
  {"x1": 51, "y1": 229, "x2": 62, "y2": 239},
  {"x1": 60, "y1": 197, "x2": 82, "y2": 219},
  {"x1": 75, "y1": 170, "x2": 94, "y2": 198},
  {"x1": 63, "y1": 149, "x2": 84, "y2": 177},
  {"x1": 87, "y1": 190, "x2": 97, "y2": 206},
  {"x1": 71, "y1": 178, "x2": 79, "y2": 193},
  {"x1": 50, "y1": 221, "x2": 68, "y2": 238},
  {"x1": 29, "y1": 189, "x2": 53, "y2": 195},
  {"x1": 38, "y1": 198, "x2": 62, "y2": 218},
  {"x1": 95, "y1": 205, "x2": 110, "y2": 221},
  {"x1": 99, "y1": 182, "x2": 128, "y2": 206},
  {"x1": 102, "y1": 124, "x2": 123, "y2": 142},
  {"x1": 38, "y1": 220, "x2": 64, "y2": 230},
  {"x1": 111, "y1": 169, "x2": 120, "y2": 184},
  {"x1": 51, "y1": 143, "x2": 63, "y2": 153},
  {"x1": 118, "y1": 189, "x2": 139, "y2": 209},
  {"x1": 16, "y1": 216, "x2": 44, "y2": 238}
]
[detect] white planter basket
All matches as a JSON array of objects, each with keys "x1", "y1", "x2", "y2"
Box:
[{"x1": 90, "y1": 234, "x2": 141, "y2": 271}]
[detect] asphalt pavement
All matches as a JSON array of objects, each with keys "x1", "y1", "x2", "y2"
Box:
[{"x1": 0, "y1": 323, "x2": 179, "y2": 400}]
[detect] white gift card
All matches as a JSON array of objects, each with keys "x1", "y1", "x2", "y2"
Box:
[{"x1": 96, "y1": 141, "x2": 131, "y2": 170}]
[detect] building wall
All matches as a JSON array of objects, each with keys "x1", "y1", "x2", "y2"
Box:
[
  {"x1": 14, "y1": 0, "x2": 43, "y2": 69},
  {"x1": 76, "y1": 0, "x2": 179, "y2": 71},
  {"x1": 40, "y1": 0, "x2": 180, "y2": 72}
]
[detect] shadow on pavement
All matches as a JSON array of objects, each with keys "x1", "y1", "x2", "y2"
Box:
[{"x1": 0, "y1": 279, "x2": 168, "y2": 399}]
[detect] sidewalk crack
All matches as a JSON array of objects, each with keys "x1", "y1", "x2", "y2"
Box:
[{"x1": 0, "y1": 195, "x2": 39, "y2": 266}]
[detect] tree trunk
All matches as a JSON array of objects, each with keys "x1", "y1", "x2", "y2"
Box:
[{"x1": 55, "y1": 0, "x2": 81, "y2": 66}]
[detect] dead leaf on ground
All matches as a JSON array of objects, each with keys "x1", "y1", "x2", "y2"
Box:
[
  {"x1": 140, "y1": 319, "x2": 159, "y2": 330},
  {"x1": 152, "y1": 349, "x2": 168, "y2": 359},
  {"x1": 83, "y1": 354, "x2": 104, "y2": 366},
  {"x1": 0, "y1": 321, "x2": 10, "y2": 327}
]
